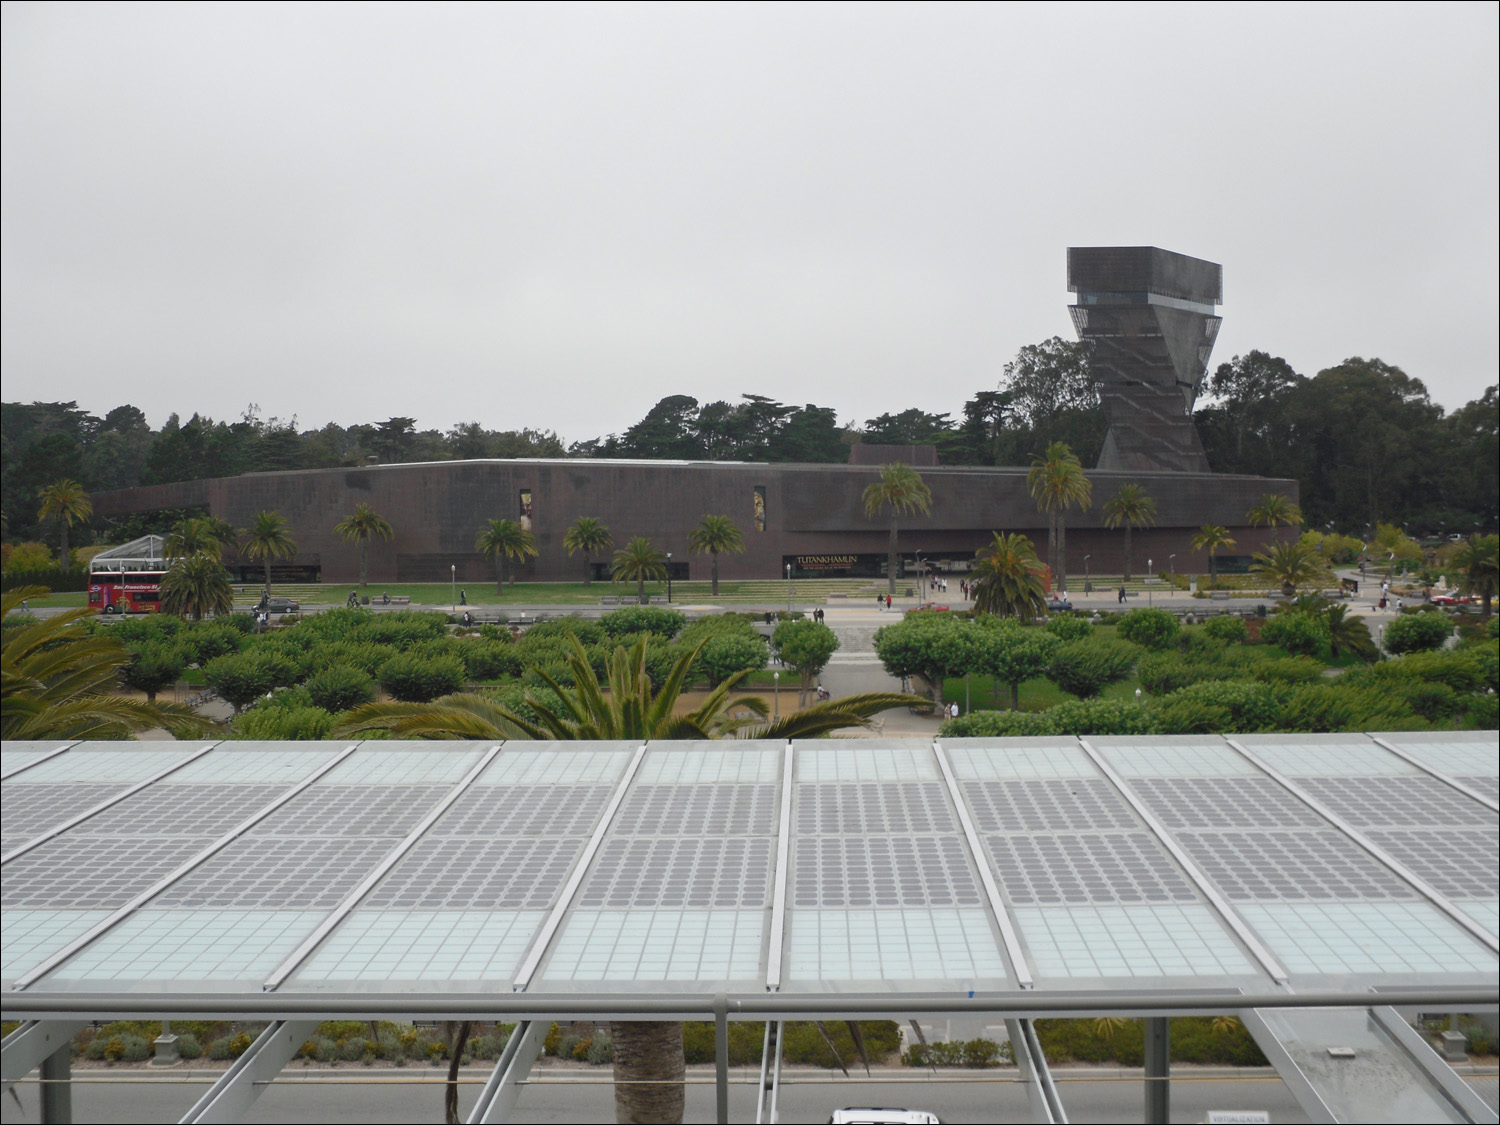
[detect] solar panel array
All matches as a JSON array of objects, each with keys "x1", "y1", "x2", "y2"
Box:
[{"x1": 1, "y1": 732, "x2": 1495, "y2": 1000}]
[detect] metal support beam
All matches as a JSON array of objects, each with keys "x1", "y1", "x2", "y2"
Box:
[
  {"x1": 1143, "y1": 1017, "x2": 1169, "y2": 1125},
  {"x1": 179, "y1": 1020, "x2": 318, "y2": 1124},
  {"x1": 2, "y1": 1021, "x2": 87, "y2": 1089},
  {"x1": 714, "y1": 995, "x2": 730, "y2": 1125},
  {"x1": 1005, "y1": 1018, "x2": 1066, "y2": 1123},
  {"x1": 1368, "y1": 1006, "x2": 1499, "y2": 1124},
  {"x1": 468, "y1": 1020, "x2": 546, "y2": 1124},
  {"x1": 755, "y1": 1021, "x2": 783, "y2": 1125},
  {"x1": 40, "y1": 1043, "x2": 70, "y2": 1125}
]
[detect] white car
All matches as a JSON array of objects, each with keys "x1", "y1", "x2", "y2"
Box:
[{"x1": 829, "y1": 1110, "x2": 941, "y2": 1125}]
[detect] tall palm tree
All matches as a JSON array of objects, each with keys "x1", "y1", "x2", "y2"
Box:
[
  {"x1": 562, "y1": 516, "x2": 613, "y2": 585},
  {"x1": 475, "y1": 519, "x2": 538, "y2": 591},
  {"x1": 37, "y1": 479, "x2": 92, "y2": 569},
  {"x1": 159, "y1": 553, "x2": 234, "y2": 621},
  {"x1": 970, "y1": 532, "x2": 1049, "y2": 621},
  {"x1": 1249, "y1": 538, "x2": 1325, "y2": 596},
  {"x1": 1247, "y1": 492, "x2": 1305, "y2": 530},
  {"x1": 687, "y1": 514, "x2": 745, "y2": 596},
  {"x1": 241, "y1": 511, "x2": 298, "y2": 597},
  {"x1": 862, "y1": 463, "x2": 933, "y2": 596},
  {"x1": 1101, "y1": 483, "x2": 1156, "y2": 582},
  {"x1": 1455, "y1": 533, "x2": 1498, "y2": 617},
  {"x1": 610, "y1": 537, "x2": 667, "y2": 605},
  {"x1": 2, "y1": 586, "x2": 209, "y2": 740},
  {"x1": 335, "y1": 503, "x2": 395, "y2": 587},
  {"x1": 165, "y1": 515, "x2": 238, "y2": 559},
  {"x1": 332, "y1": 633, "x2": 923, "y2": 1125},
  {"x1": 1192, "y1": 524, "x2": 1237, "y2": 586},
  {"x1": 1027, "y1": 442, "x2": 1091, "y2": 592}
]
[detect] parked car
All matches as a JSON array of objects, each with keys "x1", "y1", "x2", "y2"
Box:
[
  {"x1": 1429, "y1": 593, "x2": 1471, "y2": 606},
  {"x1": 909, "y1": 602, "x2": 950, "y2": 613},
  {"x1": 1045, "y1": 596, "x2": 1073, "y2": 613},
  {"x1": 257, "y1": 596, "x2": 301, "y2": 613}
]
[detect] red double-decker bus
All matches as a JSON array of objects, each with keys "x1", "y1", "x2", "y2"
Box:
[{"x1": 88, "y1": 535, "x2": 169, "y2": 615}]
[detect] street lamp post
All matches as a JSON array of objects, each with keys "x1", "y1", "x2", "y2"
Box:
[
  {"x1": 773, "y1": 671, "x2": 780, "y2": 721},
  {"x1": 1084, "y1": 555, "x2": 1091, "y2": 595},
  {"x1": 785, "y1": 563, "x2": 793, "y2": 614},
  {"x1": 450, "y1": 565, "x2": 455, "y2": 612},
  {"x1": 1169, "y1": 554, "x2": 1176, "y2": 582},
  {"x1": 666, "y1": 553, "x2": 673, "y2": 604},
  {"x1": 1147, "y1": 559, "x2": 1153, "y2": 607}
]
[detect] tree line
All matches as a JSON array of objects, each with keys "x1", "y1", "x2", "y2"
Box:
[{"x1": 4, "y1": 342, "x2": 1494, "y2": 551}]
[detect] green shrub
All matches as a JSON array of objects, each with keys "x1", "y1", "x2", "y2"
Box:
[
  {"x1": 1044, "y1": 614, "x2": 1094, "y2": 641},
  {"x1": 940, "y1": 709, "x2": 1054, "y2": 737},
  {"x1": 1048, "y1": 639, "x2": 1139, "y2": 698},
  {"x1": 229, "y1": 702, "x2": 337, "y2": 740},
  {"x1": 207, "y1": 1033, "x2": 253, "y2": 1061},
  {"x1": 1467, "y1": 693, "x2": 1499, "y2": 730},
  {"x1": 458, "y1": 640, "x2": 522, "y2": 681},
  {"x1": 305, "y1": 665, "x2": 376, "y2": 712},
  {"x1": 203, "y1": 652, "x2": 279, "y2": 712},
  {"x1": 1398, "y1": 682, "x2": 1465, "y2": 722},
  {"x1": 1260, "y1": 613, "x2": 1329, "y2": 657},
  {"x1": 1201, "y1": 615, "x2": 1249, "y2": 644},
  {"x1": 1046, "y1": 698, "x2": 1155, "y2": 735},
  {"x1": 1383, "y1": 612, "x2": 1452, "y2": 655},
  {"x1": 696, "y1": 632, "x2": 768, "y2": 685},
  {"x1": 177, "y1": 1033, "x2": 203, "y2": 1059},
  {"x1": 521, "y1": 616, "x2": 606, "y2": 644},
  {"x1": 379, "y1": 652, "x2": 467, "y2": 701},
  {"x1": 121, "y1": 642, "x2": 188, "y2": 700},
  {"x1": 1247, "y1": 656, "x2": 1325, "y2": 685},
  {"x1": 587, "y1": 1033, "x2": 614, "y2": 1065},
  {"x1": 1138, "y1": 652, "x2": 1232, "y2": 695},
  {"x1": 601, "y1": 606, "x2": 685, "y2": 640},
  {"x1": 180, "y1": 623, "x2": 243, "y2": 664},
  {"x1": 1152, "y1": 680, "x2": 1280, "y2": 733},
  {"x1": 1117, "y1": 608, "x2": 1180, "y2": 651}
]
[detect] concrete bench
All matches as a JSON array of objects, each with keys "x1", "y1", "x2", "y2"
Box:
[
  {"x1": 599, "y1": 596, "x2": 620, "y2": 606},
  {"x1": 375, "y1": 595, "x2": 411, "y2": 606},
  {"x1": 1208, "y1": 591, "x2": 1231, "y2": 600}
]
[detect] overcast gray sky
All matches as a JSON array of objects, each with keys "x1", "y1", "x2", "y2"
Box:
[{"x1": 3, "y1": 2, "x2": 1496, "y2": 443}]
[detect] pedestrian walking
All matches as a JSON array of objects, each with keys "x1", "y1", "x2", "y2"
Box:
[
  {"x1": 885, "y1": 594, "x2": 892, "y2": 610},
  {"x1": 877, "y1": 593, "x2": 884, "y2": 611},
  {"x1": 459, "y1": 589, "x2": 467, "y2": 606},
  {"x1": 1118, "y1": 584, "x2": 1127, "y2": 604}
]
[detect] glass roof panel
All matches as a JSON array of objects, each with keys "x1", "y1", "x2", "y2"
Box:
[
  {"x1": 166, "y1": 746, "x2": 344, "y2": 785},
  {"x1": 0, "y1": 742, "x2": 73, "y2": 775},
  {"x1": 319, "y1": 747, "x2": 485, "y2": 785},
  {"x1": 787, "y1": 908, "x2": 1007, "y2": 984},
  {"x1": 1014, "y1": 903, "x2": 1254, "y2": 978},
  {"x1": 1237, "y1": 736, "x2": 1416, "y2": 777},
  {"x1": 33, "y1": 909, "x2": 330, "y2": 987},
  {"x1": 17, "y1": 748, "x2": 207, "y2": 784},
  {"x1": 1238, "y1": 902, "x2": 1497, "y2": 976},
  {"x1": 290, "y1": 909, "x2": 547, "y2": 986},
  {"x1": 1376, "y1": 734, "x2": 1499, "y2": 778},
  {"x1": 946, "y1": 740, "x2": 1097, "y2": 779},
  {"x1": 2, "y1": 909, "x2": 112, "y2": 985},
  {"x1": 795, "y1": 744, "x2": 941, "y2": 781},
  {"x1": 478, "y1": 746, "x2": 631, "y2": 785},
  {"x1": 540, "y1": 909, "x2": 764, "y2": 984},
  {"x1": 1093, "y1": 739, "x2": 1259, "y2": 777}
]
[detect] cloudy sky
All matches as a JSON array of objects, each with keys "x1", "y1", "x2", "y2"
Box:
[{"x1": 3, "y1": 2, "x2": 1496, "y2": 443}]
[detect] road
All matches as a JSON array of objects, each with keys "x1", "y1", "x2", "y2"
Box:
[{"x1": 2, "y1": 1066, "x2": 1325, "y2": 1124}]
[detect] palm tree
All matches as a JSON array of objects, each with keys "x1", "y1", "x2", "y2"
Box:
[
  {"x1": 1192, "y1": 524, "x2": 1237, "y2": 586},
  {"x1": 2, "y1": 586, "x2": 209, "y2": 740},
  {"x1": 165, "y1": 516, "x2": 238, "y2": 559},
  {"x1": 475, "y1": 518, "x2": 537, "y2": 591},
  {"x1": 1249, "y1": 539, "x2": 1325, "y2": 596},
  {"x1": 37, "y1": 479, "x2": 92, "y2": 569},
  {"x1": 241, "y1": 511, "x2": 298, "y2": 597},
  {"x1": 687, "y1": 515, "x2": 745, "y2": 596},
  {"x1": 1325, "y1": 603, "x2": 1378, "y2": 662},
  {"x1": 562, "y1": 516, "x2": 613, "y2": 585},
  {"x1": 862, "y1": 463, "x2": 933, "y2": 596},
  {"x1": 1455, "y1": 533, "x2": 1499, "y2": 617},
  {"x1": 610, "y1": 537, "x2": 668, "y2": 605},
  {"x1": 159, "y1": 553, "x2": 234, "y2": 621},
  {"x1": 1247, "y1": 492, "x2": 1305, "y2": 530},
  {"x1": 335, "y1": 503, "x2": 395, "y2": 587},
  {"x1": 333, "y1": 635, "x2": 923, "y2": 1125},
  {"x1": 970, "y1": 532, "x2": 1049, "y2": 621},
  {"x1": 1027, "y1": 442, "x2": 1091, "y2": 592},
  {"x1": 1101, "y1": 483, "x2": 1156, "y2": 582}
]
